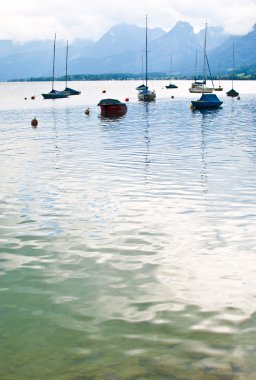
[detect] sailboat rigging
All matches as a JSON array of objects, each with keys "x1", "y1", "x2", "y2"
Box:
[
  {"x1": 191, "y1": 23, "x2": 223, "y2": 109},
  {"x1": 42, "y1": 33, "x2": 69, "y2": 99},
  {"x1": 165, "y1": 53, "x2": 178, "y2": 89},
  {"x1": 137, "y1": 16, "x2": 156, "y2": 102},
  {"x1": 63, "y1": 40, "x2": 81, "y2": 95},
  {"x1": 189, "y1": 44, "x2": 213, "y2": 93},
  {"x1": 226, "y1": 44, "x2": 239, "y2": 97}
]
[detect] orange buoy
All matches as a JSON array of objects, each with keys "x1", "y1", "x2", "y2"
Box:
[{"x1": 31, "y1": 117, "x2": 38, "y2": 127}]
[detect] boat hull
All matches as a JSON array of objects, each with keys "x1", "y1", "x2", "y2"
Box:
[
  {"x1": 226, "y1": 89, "x2": 239, "y2": 97},
  {"x1": 63, "y1": 87, "x2": 81, "y2": 95},
  {"x1": 189, "y1": 87, "x2": 213, "y2": 93},
  {"x1": 191, "y1": 93, "x2": 223, "y2": 109},
  {"x1": 138, "y1": 91, "x2": 156, "y2": 102},
  {"x1": 165, "y1": 84, "x2": 178, "y2": 89},
  {"x1": 191, "y1": 100, "x2": 223, "y2": 109},
  {"x1": 42, "y1": 92, "x2": 69, "y2": 99},
  {"x1": 99, "y1": 105, "x2": 127, "y2": 116}
]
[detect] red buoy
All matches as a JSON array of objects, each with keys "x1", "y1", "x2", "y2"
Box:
[{"x1": 125, "y1": 98, "x2": 129, "y2": 102}]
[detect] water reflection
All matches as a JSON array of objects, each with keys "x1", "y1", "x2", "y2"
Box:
[{"x1": 143, "y1": 103, "x2": 151, "y2": 187}]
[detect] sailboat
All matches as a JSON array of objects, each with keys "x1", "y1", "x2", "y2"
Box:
[
  {"x1": 191, "y1": 23, "x2": 222, "y2": 109},
  {"x1": 165, "y1": 53, "x2": 178, "y2": 89},
  {"x1": 137, "y1": 16, "x2": 156, "y2": 102},
  {"x1": 62, "y1": 40, "x2": 81, "y2": 95},
  {"x1": 42, "y1": 33, "x2": 69, "y2": 99},
  {"x1": 226, "y1": 44, "x2": 239, "y2": 97},
  {"x1": 189, "y1": 48, "x2": 213, "y2": 93}
]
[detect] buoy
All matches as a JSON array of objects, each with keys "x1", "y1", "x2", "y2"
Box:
[
  {"x1": 102, "y1": 90, "x2": 106, "y2": 93},
  {"x1": 237, "y1": 96, "x2": 240, "y2": 100},
  {"x1": 24, "y1": 97, "x2": 27, "y2": 100},
  {"x1": 31, "y1": 117, "x2": 38, "y2": 127},
  {"x1": 31, "y1": 96, "x2": 35, "y2": 100},
  {"x1": 171, "y1": 96, "x2": 174, "y2": 99},
  {"x1": 84, "y1": 108, "x2": 90, "y2": 115},
  {"x1": 125, "y1": 98, "x2": 129, "y2": 102}
]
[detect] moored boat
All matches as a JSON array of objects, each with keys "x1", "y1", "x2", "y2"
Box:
[
  {"x1": 42, "y1": 89, "x2": 69, "y2": 99},
  {"x1": 226, "y1": 88, "x2": 239, "y2": 97},
  {"x1": 191, "y1": 23, "x2": 222, "y2": 110},
  {"x1": 214, "y1": 85, "x2": 223, "y2": 91},
  {"x1": 226, "y1": 44, "x2": 239, "y2": 97},
  {"x1": 191, "y1": 93, "x2": 223, "y2": 109},
  {"x1": 41, "y1": 34, "x2": 69, "y2": 100},
  {"x1": 189, "y1": 81, "x2": 213, "y2": 93},
  {"x1": 166, "y1": 83, "x2": 178, "y2": 89},
  {"x1": 165, "y1": 53, "x2": 178, "y2": 89},
  {"x1": 97, "y1": 98, "x2": 127, "y2": 117},
  {"x1": 137, "y1": 16, "x2": 156, "y2": 102},
  {"x1": 62, "y1": 41, "x2": 81, "y2": 96}
]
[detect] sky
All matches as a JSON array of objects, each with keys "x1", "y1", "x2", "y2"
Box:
[{"x1": 0, "y1": 0, "x2": 255, "y2": 42}]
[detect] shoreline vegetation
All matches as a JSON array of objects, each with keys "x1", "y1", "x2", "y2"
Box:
[{"x1": 7, "y1": 70, "x2": 256, "y2": 83}]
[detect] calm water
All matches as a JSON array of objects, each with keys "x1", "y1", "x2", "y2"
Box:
[{"x1": 1, "y1": 80, "x2": 256, "y2": 380}]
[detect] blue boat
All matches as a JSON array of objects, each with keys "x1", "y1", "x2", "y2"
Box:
[
  {"x1": 191, "y1": 93, "x2": 223, "y2": 109},
  {"x1": 42, "y1": 89, "x2": 69, "y2": 99}
]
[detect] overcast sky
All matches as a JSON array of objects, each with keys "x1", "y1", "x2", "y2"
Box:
[{"x1": 0, "y1": 0, "x2": 255, "y2": 42}]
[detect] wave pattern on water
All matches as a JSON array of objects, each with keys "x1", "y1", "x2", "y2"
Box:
[{"x1": 0, "y1": 81, "x2": 256, "y2": 379}]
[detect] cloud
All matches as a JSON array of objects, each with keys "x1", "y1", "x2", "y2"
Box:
[{"x1": 0, "y1": 0, "x2": 255, "y2": 42}]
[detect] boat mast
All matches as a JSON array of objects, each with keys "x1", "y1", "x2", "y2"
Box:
[
  {"x1": 169, "y1": 52, "x2": 173, "y2": 83},
  {"x1": 194, "y1": 49, "x2": 198, "y2": 81},
  {"x1": 145, "y1": 15, "x2": 148, "y2": 90},
  {"x1": 202, "y1": 23, "x2": 207, "y2": 91},
  {"x1": 65, "y1": 40, "x2": 68, "y2": 89},
  {"x1": 232, "y1": 44, "x2": 234, "y2": 89},
  {"x1": 52, "y1": 33, "x2": 56, "y2": 91}
]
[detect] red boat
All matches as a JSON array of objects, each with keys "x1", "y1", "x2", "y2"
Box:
[{"x1": 97, "y1": 98, "x2": 127, "y2": 117}]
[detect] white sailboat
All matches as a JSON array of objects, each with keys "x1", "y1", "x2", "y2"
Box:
[
  {"x1": 189, "y1": 47, "x2": 213, "y2": 93},
  {"x1": 137, "y1": 16, "x2": 156, "y2": 102}
]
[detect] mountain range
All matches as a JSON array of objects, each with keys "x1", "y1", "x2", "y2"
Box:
[{"x1": 0, "y1": 21, "x2": 255, "y2": 81}]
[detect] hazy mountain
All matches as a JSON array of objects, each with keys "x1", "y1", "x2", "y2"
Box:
[
  {"x1": 208, "y1": 25, "x2": 256, "y2": 75},
  {"x1": 0, "y1": 21, "x2": 255, "y2": 80}
]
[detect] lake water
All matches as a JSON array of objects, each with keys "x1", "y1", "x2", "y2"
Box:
[{"x1": 1, "y1": 80, "x2": 256, "y2": 379}]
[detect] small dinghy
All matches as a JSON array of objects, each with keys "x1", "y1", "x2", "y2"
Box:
[{"x1": 97, "y1": 98, "x2": 127, "y2": 117}]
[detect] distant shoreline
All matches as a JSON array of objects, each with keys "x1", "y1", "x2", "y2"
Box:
[{"x1": 7, "y1": 72, "x2": 255, "y2": 82}]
